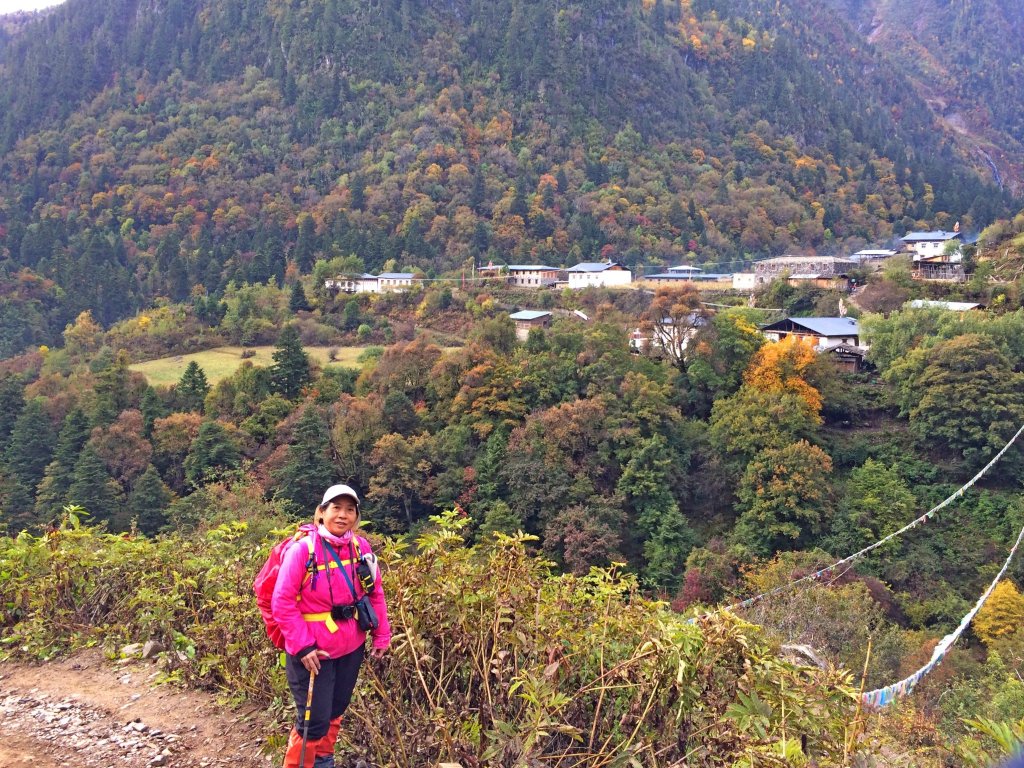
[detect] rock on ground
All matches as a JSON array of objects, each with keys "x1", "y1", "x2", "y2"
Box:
[{"x1": 0, "y1": 649, "x2": 273, "y2": 768}]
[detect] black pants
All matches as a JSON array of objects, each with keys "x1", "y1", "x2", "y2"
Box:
[{"x1": 286, "y1": 644, "x2": 365, "y2": 740}]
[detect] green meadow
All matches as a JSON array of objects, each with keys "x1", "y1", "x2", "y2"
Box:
[{"x1": 128, "y1": 346, "x2": 368, "y2": 387}]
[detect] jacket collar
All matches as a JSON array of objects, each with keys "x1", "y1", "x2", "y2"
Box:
[{"x1": 317, "y1": 524, "x2": 355, "y2": 547}]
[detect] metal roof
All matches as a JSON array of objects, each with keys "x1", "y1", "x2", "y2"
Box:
[
  {"x1": 646, "y1": 272, "x2": 731, "y2": 280},
  {"x1": 507, "y1": 265, "x2": 559, "y2": 271},
  {"x1": 902, "y1": 231, "x2": 961, "y2": 242},
  {"x1": 667, "y1": 265, "x2": 702, "y2": 272},
  {"x1": 377, "y1": 272, "x2": 416, "y2": 279},
  {"x1": 509, "y1": 310, "x2": 552, "y2": 321},
  {"x1": 763, "y1": 317, "x2": 860, "y2": 337},
  {"x1": 568, "y1": 262, "x2": 620, "y2": 272}
]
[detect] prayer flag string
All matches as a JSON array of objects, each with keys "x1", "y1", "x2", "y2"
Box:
[
  {"x1": 861, "y1": 520, "x2": 1024, "y2": 708},
  {"x1": 688, "y1": 420, "x2": 1024, "y2": 625}
]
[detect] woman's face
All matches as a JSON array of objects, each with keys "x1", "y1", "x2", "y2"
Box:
[{"x1": 322, "y1": 496, "x2": 359, "y2": 537}]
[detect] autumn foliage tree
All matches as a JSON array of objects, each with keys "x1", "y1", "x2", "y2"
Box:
[
  {"x1": 975, "y1": 580, "x2": 1024, "y2": 647},
  {"x1": 732, "y1": 440, "x2": 835, "y2": 557},
  {"x1": 743, "y1": 334, "x2": 823, "y2": 418},
  {"x1": 639, "y1": 284, "x2": 707, "y2": 369}
]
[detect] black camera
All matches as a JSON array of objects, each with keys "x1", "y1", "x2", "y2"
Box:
[{"x1": 330, "y1": 604, "x2": 356, "y2": 621}]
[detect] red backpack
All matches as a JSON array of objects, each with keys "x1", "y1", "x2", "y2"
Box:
[{"x1": 253, "y1": 524, "x2": 317, "y2": 650}]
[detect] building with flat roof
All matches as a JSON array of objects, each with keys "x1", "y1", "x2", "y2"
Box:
[{"x1": 753, "y1": 256, "x2": 856, "y2": 285}]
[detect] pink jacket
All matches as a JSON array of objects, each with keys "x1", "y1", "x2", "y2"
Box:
[{"x1": 270, "y1": 527, "x2": 391, "y2": 658}]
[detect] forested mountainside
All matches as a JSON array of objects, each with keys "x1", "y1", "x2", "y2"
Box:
[
  {"x1": 3, "y1": 1, "x2": 1024, "y2": 759},
  {"x1": 0, "y1": 0, "x2": 1021, "y2": 357},
  {"x1": 823, "y1": 0, "x2": 1024, "y2": 193}
]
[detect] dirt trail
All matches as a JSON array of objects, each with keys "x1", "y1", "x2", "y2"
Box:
[{"x1": 0, "y1": 649, "x2": 274, "y2": 767}]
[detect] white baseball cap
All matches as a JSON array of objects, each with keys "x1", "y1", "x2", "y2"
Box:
[{"x1": 320, "y1": 484, "x2": 360, "y2": 508}]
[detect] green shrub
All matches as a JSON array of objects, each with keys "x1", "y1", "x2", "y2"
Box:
[{"x1": 0, "y1": 508, "x2": 858, "y2": 766}]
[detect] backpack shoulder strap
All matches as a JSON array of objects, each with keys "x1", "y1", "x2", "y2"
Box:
[
  {"x1": 324, "y1": 540, "x2": 359, "y2": 601},
  {"x1": 298, "y1": 531, "x2": 318, "y2": 592}
]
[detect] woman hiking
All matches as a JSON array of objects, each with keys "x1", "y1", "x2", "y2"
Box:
[{"x1": 271, "y1": 484, "x2": 391, "y2": 768}]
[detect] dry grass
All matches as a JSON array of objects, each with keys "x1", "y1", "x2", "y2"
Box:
[{"x1": 128, "y1": 345, "x2": 367, "y2": 387}]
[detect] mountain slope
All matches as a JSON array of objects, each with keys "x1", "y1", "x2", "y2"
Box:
[
  {"x1": 0, "y1": 0, "x2": 1019, "y2": 356},
  {"x1": 823, "y1": 0, "x2": 1024, "y2": 193}
]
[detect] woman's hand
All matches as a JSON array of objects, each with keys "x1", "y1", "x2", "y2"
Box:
[
  {"x1": 301, "y1": 649, "x2": 330, "y2": 673},
  {"x1": 369, "y1": 644, "x2": 389, "y2": 660}
]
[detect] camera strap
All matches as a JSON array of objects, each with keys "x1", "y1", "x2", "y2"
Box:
[{"x1": 323, "y1": 539, "x2": 360, "y2": 603}]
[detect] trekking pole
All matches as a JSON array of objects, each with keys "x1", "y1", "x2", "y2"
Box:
[{"x1": 300, "y1": 668, "x2": 317, "y2": 768}]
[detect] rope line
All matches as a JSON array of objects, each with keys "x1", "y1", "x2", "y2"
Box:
[
  {"x1": 862, "y1": 520, "x2": 1024, "y2": 708},
  {"x1": 688, "y1": 420, "x2": 1024, "y2": 623}
]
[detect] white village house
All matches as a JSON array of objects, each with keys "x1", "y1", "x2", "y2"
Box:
[
  {"x1": 377, "y1": 272, "x2": 417, "y2": 292},
  {"x1": 325, "y1": 272, "x2": 418, "y2": 294},
  {"x1": 324, "y1": 273, "x2": 380, "y2": 293},
  {"x1": 732, "y1": 272, "x2": 756, "y2": 291},
  {"x1": 759, "y1": 316, "x2": 861, "y2": 349},
  {"x1": 567, "y1": 262, "x2": 633, "y2": 289},
  {"x1": 506, "y1": 265, "x2": 563, "y2": 288},
  {"x1": 901, "y1": 230, "x2": 964, "y2": 281},
  {"x1": 759, "y1": 316, "x2": 866, "y2": 372}
]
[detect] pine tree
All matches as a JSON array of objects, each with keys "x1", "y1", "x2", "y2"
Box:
[
  {"x1": 272, "y1": 406, "x2": 336, "y2": 512},
  {"x1": 183, "y1": 420, "x2": 241, "y2": 488},
  {"x1": 293, "y1": 213, "x2": 317, "y2": 272},
  {"x1": 0, "y1": 374, "x2": 25, "y2": 452},
  {"x1": 0, "y1": 467, "x2": 34, "y2": 534},
  {"x1": 4, "y1": 397, "x2": 56, "y2": 492},
  {"x1": 473, "y1": 428, "x2": 509, "y2": 503},
  {"x1": 289, "y1": 281, "x2": 312, "y2": 313},
  {"x1": 68, "y1": 444, "x2": 123, "y2": 525},
  {"x1": 349, "y1": 174, "x2": 366, "y2": 211},
  {"x1": 34, "y1": 408, "x2": 92, "y2": 518},
  {"x1": 271, "y1": 325, "x2": 311, "y2": 400},
  {"x1": 92, "y1": 350, "x2": 134, "y2": 426},
  {"x1": 341, "y1": 299, "x2": 362, "y2": 331},
  {"x1": 128, "y1": 464, "x2": 173, "y2": 536},
  {"x1": 140, "y1": 386, "x2": 167, "y2": 437},
  {"x1": 177, "y1": 361, "x2": 210, "y2": 414},
  {"x1": 470, "y1": 170, "x2": 486, "y2": 213},
  {"x1": 642, "y1": 507, "x2": 696, "y2": 594},
  {"x1": 479, "y1": 500, "x2": 522, "y2": 538}
]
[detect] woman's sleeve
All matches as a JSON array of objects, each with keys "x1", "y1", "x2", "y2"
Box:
[
  {"x1": 270, "y1": 538, "x2": 317, "y2": 657},
  {"x1": 362, "y1": 539, "x2": 392, "y2": 649}
]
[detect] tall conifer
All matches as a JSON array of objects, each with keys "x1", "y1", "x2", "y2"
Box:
[
  {"x1": 177, "y1": 361, "x2": 210, "y2": 414},
  {"x1": 128, "y1": 464, "x2": 173, "y2": 536},
  {"x1": 68, "y1": 444, "x2": 123, "y2": 525},
  {"x1": 4, "y1": 398, "x2": 56, "y2": 492},
  {"x1": 271, "y1": 325, "x2": 311, "y2": 400},
  {"x1": 272, "y1": 406, "x2": 335, "y2": 512},
  {"x1": 34, "y1": 408, "x2": 92, "y2": 518}
]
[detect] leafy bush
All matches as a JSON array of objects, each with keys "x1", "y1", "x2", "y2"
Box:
[{"x1": 0, "y1": 508, "x2": 859, "y2": 766}]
